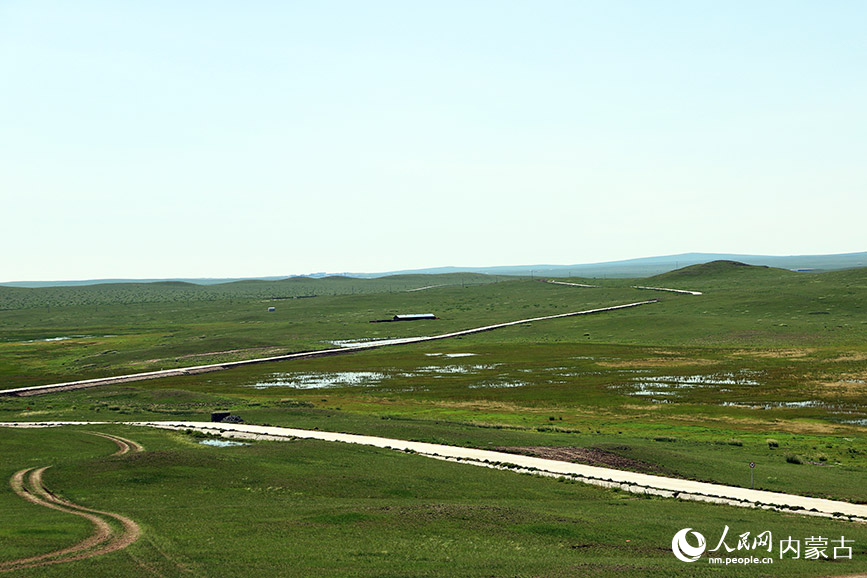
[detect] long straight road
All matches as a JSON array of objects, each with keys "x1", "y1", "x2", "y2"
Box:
[{"x1": 0, "y1": 300, "x2": 657, "y2": 397}]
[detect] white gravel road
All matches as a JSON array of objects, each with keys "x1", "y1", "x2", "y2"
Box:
[
  {"x1": 631, "y1": 285, "x2": 703, "y2": 296},
  {"x1": 3, "y1": 421, "x2": 865, "y2": 523}
]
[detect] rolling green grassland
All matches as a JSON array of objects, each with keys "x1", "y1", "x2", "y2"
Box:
[
  {"x1": 2, "y1": 266, "x2": 865, "y2": 388},
  {"x1": 3, "y1": 426, "x2": 867, "y2": 577},
  {"x1": 1, "y1": 264, "x2": 866, "y2": 576},
  {"x1": 0, "y1": 276, "x2": 642, "y2": 388}
]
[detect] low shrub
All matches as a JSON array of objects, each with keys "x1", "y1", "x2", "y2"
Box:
[{"x1": 785, "y1": 453, "x2": 803, "y2": 465}]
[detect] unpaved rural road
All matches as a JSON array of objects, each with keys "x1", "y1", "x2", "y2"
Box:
[
  {"x1": 4, "y1": 421, "x2": 866, "y2": 524},
  {"x1": 0, "y1": 300, "x2": 657, "y2": 397},
  {"x1": 1, "y1": 432, "x2": 142, "y2": 573},
  {"x1": 631, "y1": 285, "x2": 703, "y2": 296},
  {"x1": 544, "y1": 280, "x2": 598, "y2": 288}
]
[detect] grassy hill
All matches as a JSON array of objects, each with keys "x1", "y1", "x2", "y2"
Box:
[
  {"x1": 0, "y1": 273, "x2": 501, "y2": 311},
  {"x1": 652, "y1": 259, "x2": 777, "y2": 279}
]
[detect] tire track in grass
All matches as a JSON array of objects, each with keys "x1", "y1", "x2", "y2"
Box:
[
  {"x1": 1, "y1": 467, "x2": 114, "y2": 571},
  {"x1": 86, "y1": 431, "x2": 145, "y2": 456},
  {"x1": 0, "y1": 433, "x2": 143, "y2": 572}
]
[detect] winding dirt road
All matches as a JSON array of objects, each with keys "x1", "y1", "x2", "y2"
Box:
[{"x1": 0, "y1": 432, "x2": 142, "y2": 573}]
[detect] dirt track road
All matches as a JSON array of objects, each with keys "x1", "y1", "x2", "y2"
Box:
[{"x1": 1, "y1": 432, "x2": 142, "y2": 573}]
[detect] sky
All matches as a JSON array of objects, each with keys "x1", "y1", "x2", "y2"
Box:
[{"x1": 2, "y1": 1, "x2": 866, "y2": 281}]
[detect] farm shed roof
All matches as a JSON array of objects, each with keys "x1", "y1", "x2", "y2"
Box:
[{"x1": 393, "y1": 313, "x2": 437, "y2": 320}]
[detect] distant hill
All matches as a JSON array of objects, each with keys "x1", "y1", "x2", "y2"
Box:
[
  {"x1": 0, "y1": 273, "x2": 507, "y2": 310},
  {"x1": 1, "y1": 276, "x2": 289, "y2": 288},
  {"x1": 356, "y1": 251, "x2": 867, "y2": 279},
  {"x1": 652, "y1": 260, "x2": 782, "y2": 279},
  {"x1": 3, "y1": 251, "x2": 864, "y2": 288}
]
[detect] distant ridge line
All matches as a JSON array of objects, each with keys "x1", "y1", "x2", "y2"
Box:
[{"x1": 3, "y1": 251, "x2": 864, "y2": 287}]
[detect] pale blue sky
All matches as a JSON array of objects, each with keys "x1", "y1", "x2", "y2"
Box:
[{"x1": 2, "y1": 1, "x2": 865, "y2": 281}]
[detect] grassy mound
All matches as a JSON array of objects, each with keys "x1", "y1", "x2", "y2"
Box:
[{"x1": 652, "y1": 260, "x2": 779, "y2": 279}]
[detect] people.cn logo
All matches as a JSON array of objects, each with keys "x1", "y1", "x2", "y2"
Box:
[{"x1": 672, "y1": 528, "x2": 707, "y2": 563}]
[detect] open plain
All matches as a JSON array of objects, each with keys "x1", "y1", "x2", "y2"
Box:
[{"x1": 2, "y1": 262, "x2": 867, "y2": 576}]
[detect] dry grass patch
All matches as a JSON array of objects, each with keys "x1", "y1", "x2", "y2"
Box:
[
  {"x1": 731, "y1": 348, "x2": 815, "y2": 359},
  {"x1": 621, "y1": 404, "x2": 664, "y2": 412},
  {"x1": 596, "y1": 358, "x2": 718, "y2": 368},
  {"x1": 126, "y1": 347, "x2": 286, "y2": 367},
  {"x1": 431, "y1": 400, "x2": 538, "y2": 413},
  {"x1": 176, "y1": 346, "x2": 286, "y2": 359},
  {"x1": 667, "y1": 413, "x2": 840, "y2": 434},
  {"x1": 813, "y1": 376, "x2": 867, "y2": 397},
  {"x1": 830, "y1": 352, "x2": 867, "y2": 362}
]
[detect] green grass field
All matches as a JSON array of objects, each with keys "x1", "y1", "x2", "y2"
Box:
[
  {"x1": 3, "y1": 426, "x2": 867, "y2": 577},
  {"x1": 2, "y1": 262, "x2": 866, "y2": 576}
]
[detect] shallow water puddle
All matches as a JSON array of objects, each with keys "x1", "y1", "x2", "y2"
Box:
[
  {"x1": 248, "y1": 363, "x2": 502, "y2": 389},
  {"x1": 467, "y1": 381, "x2": 528, "y2": 389},
  {"x1": 16, "y1": 334, "x2": 109, "y2": 343},
  {"x1": 413, "y1": 364, "x2": 499, "y2": 375},
  {"x1": 250, "y1": 371, "x2": 389, "y2": 389},
  {"x1": 618, "y1": 371, "x2": 763, "y2": 401},
  {"x1": 721, "y1": 400, "x2": 859, "y2": 411},
  {"x1": 199, "y1": 439, "x2": 248, "y2": 447}
]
